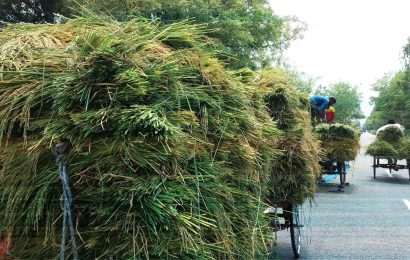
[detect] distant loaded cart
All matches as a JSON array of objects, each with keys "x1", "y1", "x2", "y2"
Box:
[
  {"x1": 314, "y1": 124, "x2": 361, "y2": 186},
  {"x1": 366, "y1": 125, "x2": 410, "y2": 180}
]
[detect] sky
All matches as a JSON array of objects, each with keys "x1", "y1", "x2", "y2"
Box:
[{"x1": 268, "y1": 0, "x2": 410, "y2": 117}]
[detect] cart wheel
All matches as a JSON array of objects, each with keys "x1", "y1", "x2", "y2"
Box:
[
  {"x1": 340, "y1": 162, "x2": 346, "y2": 186},
  {"x1": 337, "y1": 161, "x2": 346, "y2": 186},
  {"x1": 290, "y1": 204, "x2": 302, "y2": 258},
  {"x1": 373, "y1": 157, "x2": 376, "y2": 179},
  {"x1": 407, "y1": 159, "x2": 410, "y2": 180},
  {"x1": 388, "y1": 158, "x2": 393, "y2": 173}
]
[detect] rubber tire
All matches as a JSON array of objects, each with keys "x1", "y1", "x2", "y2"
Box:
[
  {"x1": 290, "y1": 204, "x2": 302, "y2": 259},
  {"x1": 388, "y1": 158, "x2": 392, "y2": 173},
  {"x1": 407, "y1": 159, "x2": 410, "y2": 180},
  {"x1": 338, "y1": 161, "x2": 346, "y2": 186}
]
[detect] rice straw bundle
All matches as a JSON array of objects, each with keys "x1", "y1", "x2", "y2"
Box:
[
  {"x1": 314, "y1": 124, "x2": 360, "y2": 161},
  {"x1": 253, "y1": 69, "x2": 320, "y2": 204},
  {"x1": 0, "y1": 17, "x2": 281, "y2": 259},
  {"x1": 398, "y1": 138, "x2": 410, "y2": 159},
  {"x1": 377, "y1": 125, "x2": 404, "y2": 143},
  {"x1": 366, "y1": 141, "x2": 399, "y2": 158},
  {"x1": 366, "y1": 125, "x2": 407, "y2": 159}
]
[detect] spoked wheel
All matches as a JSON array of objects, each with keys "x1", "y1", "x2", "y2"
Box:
[
  {"x1": 290, "y1": 204, "x2": 302, "y2": 258},
  {"x1": 337, "y1": 161, "x2": 346, "y2": 186}
]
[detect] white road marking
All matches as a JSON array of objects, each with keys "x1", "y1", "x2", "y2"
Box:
[
  {"x1": 403, "y1": 199, "x2": 410, "y2": 211},
  {"x1": 384, "y1": 169, "x2": 393, "y2": 177}
]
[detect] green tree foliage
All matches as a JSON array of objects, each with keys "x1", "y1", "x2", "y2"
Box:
[
  {"x1": 0, "y1": 0, "x2": 65, "y2": 23},
  {"x1": 282, "y1": 63, "x2": 317, "y2": 94},
  {"x1": 366, "y1": 73, "x2": 394, "y2": 130},
  {"x1": 367, "y1": 70, "x2": 410, "y2": 131},
  {"x1": 367, "y1": 39, "x2": 410, "y2": 132},
  {"x1": 315, "y1": 82, "x2": 364, "y2": 124},
  {"x1": 63, "y1": 0, "x2": 305, "y2": 69},
  {"x1": 1, "y1": 0, "x2": 304, "y2": 69}
]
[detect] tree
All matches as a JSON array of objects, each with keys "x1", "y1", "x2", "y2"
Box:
[
  {"x1": 63, "y1": 0, "x2": 305, "y2": 69},
  {"x1": 0, "y1": 0, "x2": 65, "y2": 23},
  {"x1": 366, "y1": 38, "x2": 410, "y2": 132},
  {"x1": 282, "y1": 63, "x2": 317, "y2": 94},
  {"x1": 367, "y1": 38, "x2": 410, "y2": 132},
  {"x1": 367, "y1": 70, "x2": 410, "y2": 131},
  {"x1": 315, "y1": 82, "x2": 364, "y2": 124},
  {"x1": 366, "y1": 73, "x2": 395, "y2": 130},
  {"x1": 1, "y1": 1, "x2": 304, "y2": 69}
]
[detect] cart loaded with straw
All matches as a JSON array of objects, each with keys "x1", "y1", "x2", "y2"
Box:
[
  {"x1": 366, "y1": 126, "x2": 410, "y2": 179},
  {"x1": 0, "y1": 17, "x2": 320, "y2": 259},
  {"x1": 314, "y1": 124, "x2": 361, "y2": 186},
  {"x1": 259, "y1": 73, "x2": 321, "y2": 259}
]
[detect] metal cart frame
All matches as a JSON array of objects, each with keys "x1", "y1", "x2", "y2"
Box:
[
  {"x1": 320, "y1": 160, "x2": 348, "y2": 186},
  {"x1": 372, "y1": 157, "x2": 410, "y2": 180},
  {"x1": 265, "y1": 200, "x2": 303, "y2": 258}
]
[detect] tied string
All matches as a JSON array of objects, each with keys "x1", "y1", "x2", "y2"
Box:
[{"x1": 52, "y1": 139, "x2": 78, "y2": 260}]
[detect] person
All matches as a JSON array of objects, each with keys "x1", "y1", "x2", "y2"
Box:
[
  {"x1": 309, "y1": 95, "x2": 336, "y2": 124},
  {"x1": 376, "y1": 119, "x2": 405, "y2": 135},
  {"x1": 325, "y1": 106, "x2": 336, "y2": 124}
]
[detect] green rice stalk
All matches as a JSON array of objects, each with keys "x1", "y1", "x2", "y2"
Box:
[
  {"x1": 314, "y1": 123, "x2": 360, "y2": 161},
  {"x1": 0, "y1": 17, "x2": 283, "y2": 259},
  {"x1": 366, "y1": 140, "x2": 399, "y2": 158},
  {"x1": 377, "y1": 126, "x2": 404, "y2": 143},
  {"x1": 253, "y1": 69, "x2": 320, "y2": 204}
]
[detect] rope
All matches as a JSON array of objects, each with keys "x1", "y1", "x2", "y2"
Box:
[{"x1": 52, "y1": 140, "x2": 78, "y2": 260}]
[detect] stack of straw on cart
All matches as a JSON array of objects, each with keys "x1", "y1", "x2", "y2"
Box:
[
  {"x1": 0, "y1": 17, "x2": 283, "y2": 259},
  {"x1": 253, "y1": 69, "x2": 321, "y2": 205},
  {"x1": 314, "y1": 124, "x2": 361, "y2": 162},
  {"x1": 0, "y1": 17, "x2": 320, "y2": 258},
  {"x1": 366, "y1": 126, "x2": 410, "y2": 159}
]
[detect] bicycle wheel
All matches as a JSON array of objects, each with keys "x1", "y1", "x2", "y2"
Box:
[{"x1": 290, "y1": 204, "x2": 302, "y2": 258}]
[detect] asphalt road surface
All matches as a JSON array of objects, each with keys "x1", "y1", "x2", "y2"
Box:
[{"x1": 273, "y1": 132, "x2": 410, "y2": 259}]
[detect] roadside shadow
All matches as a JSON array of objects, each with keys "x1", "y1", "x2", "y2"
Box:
[
  {"x1": 370, "y1": 175, "x2": 410, "y2": 185},
  {"x1": 316, "y1": 181, "x2": 355, "y2": 194}
]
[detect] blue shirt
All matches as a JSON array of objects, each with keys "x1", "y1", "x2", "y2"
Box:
[{"x1": 310, "y1": 95, "x2": 329, "y2": 111}]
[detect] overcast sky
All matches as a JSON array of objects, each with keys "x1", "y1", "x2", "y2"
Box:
[{"x1": 269, "y1": 0, "x2": 410, "y2": 116}]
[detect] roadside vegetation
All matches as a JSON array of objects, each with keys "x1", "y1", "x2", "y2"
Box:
[{"x1": 366, "y1": 40, "x2": 410, "y2": 133}]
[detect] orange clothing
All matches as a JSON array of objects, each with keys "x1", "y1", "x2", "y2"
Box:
[{"x1": 325, "y1": 106, "x2": 335, "y2": 121}]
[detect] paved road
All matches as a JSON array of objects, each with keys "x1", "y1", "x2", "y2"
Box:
[{"x1": 274, "y1": 132, "x2": 410, "y2": 259}]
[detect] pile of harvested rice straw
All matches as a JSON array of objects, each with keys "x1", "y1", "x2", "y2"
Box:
[
  {"x1": 314, "y1": 124, "x2": 361, "y2": 162},
  {"x1": 366, "y1": 125, "x2": 410, "y2": 159},
  {"x1": 254, "y1": 69, "x2": 320, "y2": 205},
  {"x1": 0, "y1": 17, "x2": 319, "y2": 258}
]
